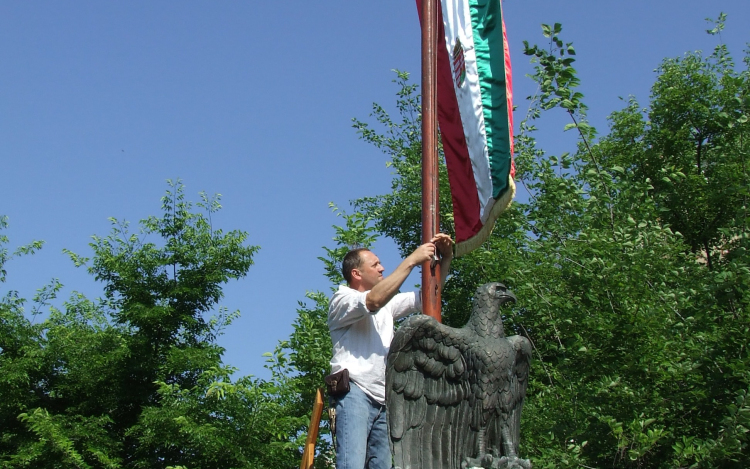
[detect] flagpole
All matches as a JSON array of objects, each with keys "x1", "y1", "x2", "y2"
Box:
[{"x1": 421, "y1": 0, "x2": 441, "y2": 322}]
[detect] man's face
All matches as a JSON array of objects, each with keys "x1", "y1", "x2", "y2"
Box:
[{"x1": 354, "y1": 250, "x2": 385, "y2": 290}]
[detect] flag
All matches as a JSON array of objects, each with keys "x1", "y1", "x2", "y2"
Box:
[{"x1": 419, "y1": 0, "x2": 515, "y2": 257}]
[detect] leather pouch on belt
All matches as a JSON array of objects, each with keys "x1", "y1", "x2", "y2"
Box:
[{"x1": 325, "y1": 369, "x2": 350, "y2": 396}]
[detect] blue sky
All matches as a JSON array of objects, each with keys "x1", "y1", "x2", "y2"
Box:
[{"x1": 1, "y1": 1, "x2": 748, "y2": 380}]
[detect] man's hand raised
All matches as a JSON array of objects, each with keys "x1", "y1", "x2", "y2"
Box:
[
  {"x1": 406, "y1": 242, "x2": 437, "y2": 267},
  {"x1": 364, "y1": 233, "x2": 454, "y2": 311},
  {"x1": 430, "y1": 233, "x2": 454, "y2": 260}
]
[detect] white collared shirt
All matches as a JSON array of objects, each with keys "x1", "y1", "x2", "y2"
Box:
[{"x1": 328, "y1": 285, "x2": 421, "y2": 404}]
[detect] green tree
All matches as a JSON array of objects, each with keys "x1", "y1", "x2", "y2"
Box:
[
  {"x1": 0, "y1": 181, "x2": 275, "y2": 468},
  {"x1": 596, "y1": 29, "x2": 749, "y2": 270}
]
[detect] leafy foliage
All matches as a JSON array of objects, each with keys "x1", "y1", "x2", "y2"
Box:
[
  {"x1": 0, "y1": 180, "x2": 352, "y2": 469},
  {"x1": 0, "y1": 182, "x2": 306, "y2": 469}
]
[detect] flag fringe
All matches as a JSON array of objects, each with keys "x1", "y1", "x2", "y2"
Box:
[{"x1": 454, "y1": 175, "x2": 515, "y2": 257}]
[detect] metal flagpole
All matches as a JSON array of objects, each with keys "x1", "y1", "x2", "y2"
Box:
[{"x1": 421, "y1": 0, "x2": 441, "y2": 322}]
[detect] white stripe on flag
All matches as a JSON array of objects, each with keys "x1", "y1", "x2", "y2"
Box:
[{"x1": 440, "y1": 0, "x2": 494, "y2": 219}]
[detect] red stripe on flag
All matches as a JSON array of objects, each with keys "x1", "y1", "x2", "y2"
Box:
[{"x1": 417, "y1": 0, "x2": 483, "y2": 243}]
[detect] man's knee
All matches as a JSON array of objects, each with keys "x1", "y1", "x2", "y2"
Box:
[{"x1": 365, "y1": 408, "x2": 391, "y2": 469}]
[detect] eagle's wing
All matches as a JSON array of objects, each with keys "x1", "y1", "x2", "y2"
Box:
[
  {"x1": 386, "y1": 314, "x2": 473, "y2": 469},
  {"x1": 503, "y1": 334, "x2": 532, "y2": 456}
]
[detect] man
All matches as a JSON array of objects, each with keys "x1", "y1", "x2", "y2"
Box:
[{"x1": 328, "y1": 234, "x2": 453, "y2": 469}]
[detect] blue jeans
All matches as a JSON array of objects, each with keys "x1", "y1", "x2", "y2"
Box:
[{"x1": 332, "y1": 382, "x2": 391, "y2": 469}]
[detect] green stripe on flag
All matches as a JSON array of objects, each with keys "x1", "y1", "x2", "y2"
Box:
[{"x1": 468, "y1": 0, "x2": 511, "y2": 200}]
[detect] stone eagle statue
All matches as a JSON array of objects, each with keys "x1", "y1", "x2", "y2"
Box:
[{"x1": 386, "y1": 283, "x2": 532, "y2": 469}]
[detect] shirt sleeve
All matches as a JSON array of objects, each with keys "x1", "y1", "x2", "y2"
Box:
[
  {"x1": 328, "y1": 287, "x2": 373, "y2": 330},
  {"x1": 389, "y1": 291, "x2": 422, "y2": 320}
]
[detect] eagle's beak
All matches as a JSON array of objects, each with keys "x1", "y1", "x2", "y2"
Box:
[{"x1": 492, "y1": 283, "x2": 517, "y2": 304}]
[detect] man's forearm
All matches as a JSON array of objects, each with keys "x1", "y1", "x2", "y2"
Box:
[
  {"x1": 364, "y1": 239, "x2": 445, "y2": 312},
  {"x1": 365, "y1": 257, "x2": 418, "y2": 311}
]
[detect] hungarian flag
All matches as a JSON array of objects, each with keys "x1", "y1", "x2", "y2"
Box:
[{"x1": 419, "y1": 0, "x2": 515, "y2": 257}]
